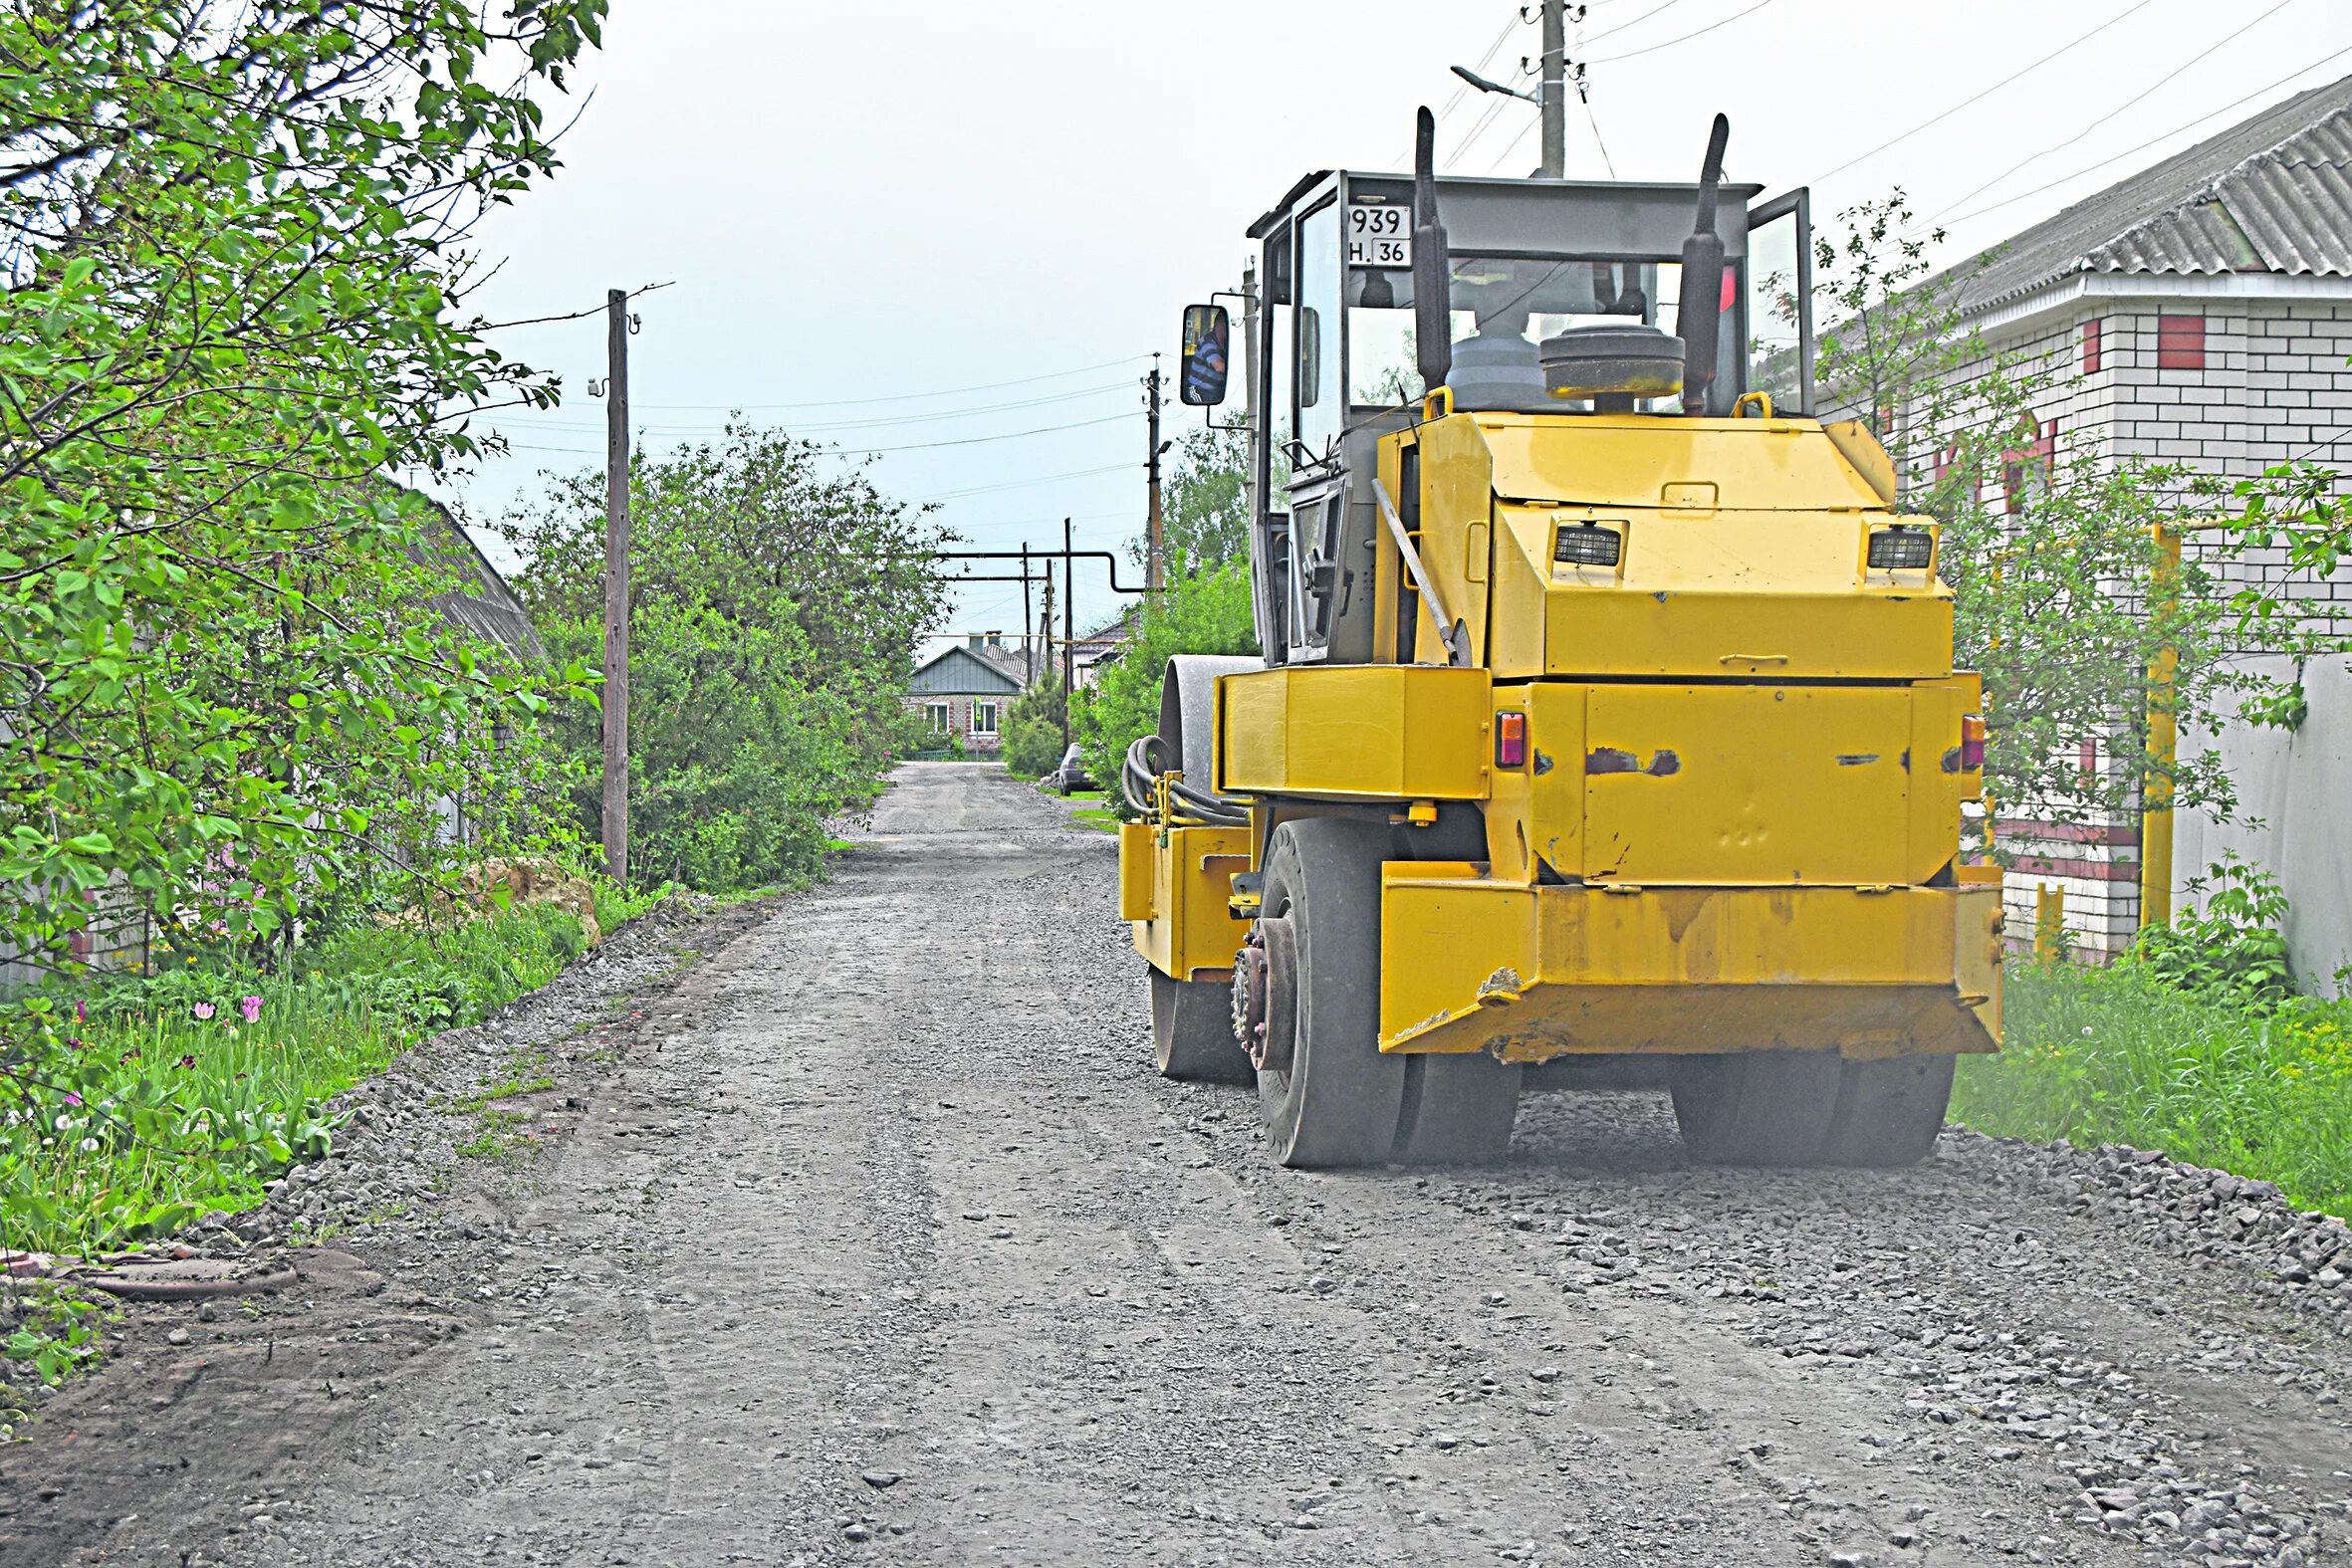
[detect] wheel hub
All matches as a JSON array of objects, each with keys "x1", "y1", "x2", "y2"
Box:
[{"x1": 1231, "y1": 915, "x2": 1298, "y2": 1072}]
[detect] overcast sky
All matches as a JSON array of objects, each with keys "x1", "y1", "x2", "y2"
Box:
[{"x1": 434, "y1": 0, "x2": 2352, "y2": 650}]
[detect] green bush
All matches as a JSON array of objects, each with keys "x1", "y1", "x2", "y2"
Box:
[
  {"x1": 504, "y1": 426, "x2": 949, "y2": 891},
  {"x1": 1072, "y1": 559, "x2": 1257, "y2": 812},
  {"x1": 2128, "y1": 851, "x2": 2296, "y2": 1004},
  {"x1": 1000, "y1": 683, "x2": 1068, "y2": 778}
]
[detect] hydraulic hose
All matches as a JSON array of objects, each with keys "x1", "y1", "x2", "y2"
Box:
[{"x1": 1124, "y1": 733, "x2": 1248, "y2": 827}]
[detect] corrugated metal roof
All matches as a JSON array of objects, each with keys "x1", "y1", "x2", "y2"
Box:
[
  {"x1": 908, "y1": 643, "x2": 1025, "y2": 697},
  {"x1": 1940, "y1": 74, "x2": 2352, "y2": 313}
]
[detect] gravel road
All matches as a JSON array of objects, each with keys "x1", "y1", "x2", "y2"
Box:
[{"x1": 9, "y1": 763, "x2": 2352, "y2": 1567}]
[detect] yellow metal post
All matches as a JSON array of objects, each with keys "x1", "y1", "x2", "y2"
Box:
[
  {"x1": 2034, "y1": 882, "x2": 2065, "y2": 963},
  {"x1": 2139, "y1": 522, "x2": 2181, "y2": 931}
]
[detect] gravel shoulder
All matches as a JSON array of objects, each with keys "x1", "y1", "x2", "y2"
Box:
[{"x1": 6, "y1": 763, "x2": 2351, "y2": 1568}]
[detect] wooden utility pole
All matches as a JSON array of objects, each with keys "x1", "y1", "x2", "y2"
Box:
[
  {"x1": 1020, "y1": 544, "x2": 1035, "y2": 685},
  {"x1": 1041, "y1": 564, "x2": 1060, "y2": 751},
  {"x1": 601, "y1": 288, "x2": 631, "y2": 887},
  {"x1": 1061, "y1": 516, "x2": 1076, "y2": 746},
  {"x1": 1144, "y1": 356, "x2": 1166, "y2": 590}
]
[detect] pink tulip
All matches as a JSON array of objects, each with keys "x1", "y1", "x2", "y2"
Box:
[
  {"x1": 239, "y1": 995, "x2": 262, "y2": 1023},
  {"x1": 192, "y1": 1002, "x2": 215, "y2": 1020}
]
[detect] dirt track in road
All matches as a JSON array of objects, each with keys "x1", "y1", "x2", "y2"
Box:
[{"x1": 10, "y1": 763, "x2": 2352, "y2": 1567}]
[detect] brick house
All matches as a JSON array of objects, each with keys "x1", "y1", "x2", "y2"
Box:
[
  {"x1": 905, "y1": 633, "x2": 1030, "y2": 755},
  {"x1": 1910, "y1": 76, "x2": 2352, "y2": 976}
]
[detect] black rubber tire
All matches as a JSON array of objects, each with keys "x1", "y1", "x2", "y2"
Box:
[
  {"x1": 1150, "y1": 969, "x2": 1254, "y2": 1083},
  {"x1": 1257, "y1": 818, "x2": 1406, "y2": 1168},
  {"x1": 1818, "y1": 1054, "x2": 1957, "y2": 1167},
  {"x1": 1395, "y1": 1053, "x2": 1523, "y2": 1164},
  {"x1": 1669, "y1": 1051, "x2": 1844, "y2": 1166}
]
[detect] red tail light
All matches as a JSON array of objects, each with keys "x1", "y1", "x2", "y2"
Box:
[
  {"x1": 1960, "y1": 713, "x2": 1987, "y2": 771},
  {"x1": 1496, "y1": 711, "x2": 1528, "y2": 769}
]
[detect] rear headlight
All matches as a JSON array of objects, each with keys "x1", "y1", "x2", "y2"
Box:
[
  {"x1": 1868, "y1": 527, "x2": 1934, "y2": 570},
  {"x1": 1960, "y1": 713, "x2": 1987, "y2": 771},
  {"x1": 1553, "y1": 525, "x2": 1621, "y2": 567},
  {"x1": 1496, "y1": 711, "x2": 1528, "y2": 769}
]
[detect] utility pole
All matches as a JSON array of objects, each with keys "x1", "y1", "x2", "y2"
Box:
[
  {"x1": 1041, "y1": 560, "x2": 1060, "y2": 752},
  {"x1": 601, "y1": 287, "x2": 631, "y2": 887},
  {"x1": 1144, "y1": 355, "x2": 1166, "y2": 591},
  {"x1": 1061, "y1": 516, "x2": 1076, "y2": 747},
  {"x1": 1240, "y1": 261, "x2": 1259, "y2": 521},
  {"x1": 1020, "y1": 543, "x2": 1035, "y2": 685},
  {"x1": 1539, "y1": 0, "x2": 1566, "y2": 179}
]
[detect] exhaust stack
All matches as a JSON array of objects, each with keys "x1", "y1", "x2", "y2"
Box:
[{"x1": 1674, "y1": 113, "x2": 1732, "y2": 416}]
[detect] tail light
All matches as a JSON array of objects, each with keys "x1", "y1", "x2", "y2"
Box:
[
  {"x1": 1496, "y1": 711, "x2": 1528, "y2": 769},
  {"x1": 1960, "y1": 713, "x2": 1987, "y2": 771}
]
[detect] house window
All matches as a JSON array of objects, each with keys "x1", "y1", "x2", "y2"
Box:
[
  {"x1": 2001, "y1": 418, "x2": 2057, "y2": 516},
  {"x1": 923, "y1": 702, "x2": 951, "y2": 732},
  {"x1": 2157, "y1": 314, "x2": 2205, "y2": 370},
  {"x1": 972, "y1": 702, "x2": 998, "y2": 736},
  {"x1": 2081, "y1": 318, "x2": 2102, "y2": 375}
]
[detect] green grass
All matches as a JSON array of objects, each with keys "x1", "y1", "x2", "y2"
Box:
[
  {"x1": 4, "y1": 903, "x2": 593, "y2": 1257},
  {"x1": 1954, "y1": 960, "x2": 2352, "y2": 1217},
  {"x1": 1069, "y1": 805, "x2": 1119, "y2": 834}
]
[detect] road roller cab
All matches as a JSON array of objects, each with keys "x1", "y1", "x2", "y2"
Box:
[{"x1": 1120, "y1": 112, "x2": 2002, "y2": 1169}]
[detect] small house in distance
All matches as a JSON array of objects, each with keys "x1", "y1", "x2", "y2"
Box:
[{"x1": 906, "y1": 633, "x2": 1030, "y2": 755}]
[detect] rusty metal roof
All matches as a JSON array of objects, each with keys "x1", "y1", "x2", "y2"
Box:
[{"x1": 1943, "y1": 75, "x2": 2352, "y2": 313}]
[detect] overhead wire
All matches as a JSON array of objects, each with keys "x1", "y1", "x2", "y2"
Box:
[
  {"x1": 1585, "y1": 0, "x2": 1780, "y2": 64},
  {"x1": 487, "y1": 411, "x2": 1133, "y2": 460},
  {"x1": 1937, "y1": 42, "x2": 2352, "y2": 228},
  {"x1": 484, "y1": 379, "x2": 1130, "y2": 437},
  {"x1": 1800, "y1": 0, "x2": 2161, "y2": 185},
  {"x1": 1922, "y1": 0, "x2": 2304, "y2": 225},
  {"x1": 632, "y1": 353, "x2": 1148, "y2": 411},
  {"x1": 1575, "y1": 0, "x2": 1692, "y2": 49}
]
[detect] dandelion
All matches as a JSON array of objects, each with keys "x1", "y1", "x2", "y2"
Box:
[
  {"x1": 193, "y1": 1002, "x2": 216, "y2": 1019},
  {"x1": 239, "y1": 995, "x2": 262, "y2": 1023}
]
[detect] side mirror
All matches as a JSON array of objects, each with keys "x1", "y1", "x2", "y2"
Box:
[{"x1": 1179, "y1": 304, "x2": 1231, "y2": 407}]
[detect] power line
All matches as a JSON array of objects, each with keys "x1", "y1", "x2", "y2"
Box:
[
  {"x1": 913, "y1": 463, "x2": 1133, "y2": 503},
  {"x1": 631, "y1": 354, "x2": 1148, "y2": 411},
  {"x1": 1924, "y1": 0, "x2": 2303, "y2": 224},
  {"x1": 1577, "y1": 0, "x2": 1692, "y2": 48},
  {"x1": 492, "y1": 411, "x2": 1133, "y2": 460},
  {"x1": 1586, "y1": 0, "x2": 1780, "y2": 64},
  {"x1": 1801, "y1": 0, "x2": 2160, "y2": 185},
  {"x1": 1938, "y1": 43, "x2": 2352, "y2": 228},
  {"x1": 488, "y1": 380, "x2": 1129, "y2": 437}
]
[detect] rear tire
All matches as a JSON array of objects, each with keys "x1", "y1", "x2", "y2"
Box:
[
  {"x1": 1394, "y1": 1053, "x2": 1522, "y2": 1164},
  {"x1": 1670, "y1": 1051, "x2": 1843, "y2": 1165},
  {"x1": 1257, "y1": 818, "x2": 1405, "y2": 1168},
  {"x1": 1150, "y1": 969, "x2": 1254, "y2": 1083},
  {"x1": 1818, "y1": 1054, "x2": 1956, "y2": 1167}
]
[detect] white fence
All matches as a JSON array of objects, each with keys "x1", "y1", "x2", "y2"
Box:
[{"x1": 2176, "y1": 652, "x2": 2352, "y2": 996}]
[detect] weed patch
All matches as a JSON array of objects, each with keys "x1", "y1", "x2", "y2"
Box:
[{"x1": 1955, "y1": 961, "x2": 2352, "y2": 1217}]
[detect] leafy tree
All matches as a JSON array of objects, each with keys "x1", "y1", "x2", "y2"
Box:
[
  {"x1": 1151, "y1": 428, "x2": 1254, "y2": 570},
  {"x1": 1073, "y1": 558, "x2": 1257, "y2": 812},
  {"x1": 999, "y1": 682, "x2": 1069, "y2": 779},
  {"x1": 1815, "y1": 194, "x2": 2247, "y2": 830},
  {"x1": 0, "y1": 5, "x2": 602, "y2": 1024},
  {"x1": 502, "y1": 425, "x2": 950, "y2": 889}
]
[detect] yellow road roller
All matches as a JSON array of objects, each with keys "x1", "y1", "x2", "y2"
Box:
[{"x1": 1120, "y1": 112, "x2": 2001, "y2": 1168}]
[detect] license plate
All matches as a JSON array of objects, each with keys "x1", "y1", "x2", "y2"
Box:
[{"x1": 1346, "y1": 203, "x2": 1411, "y2": 268}]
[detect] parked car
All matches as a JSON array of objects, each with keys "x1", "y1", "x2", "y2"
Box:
[{"x1": 1044, "y1": 743, "x2": 1093, "y2": 795}]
